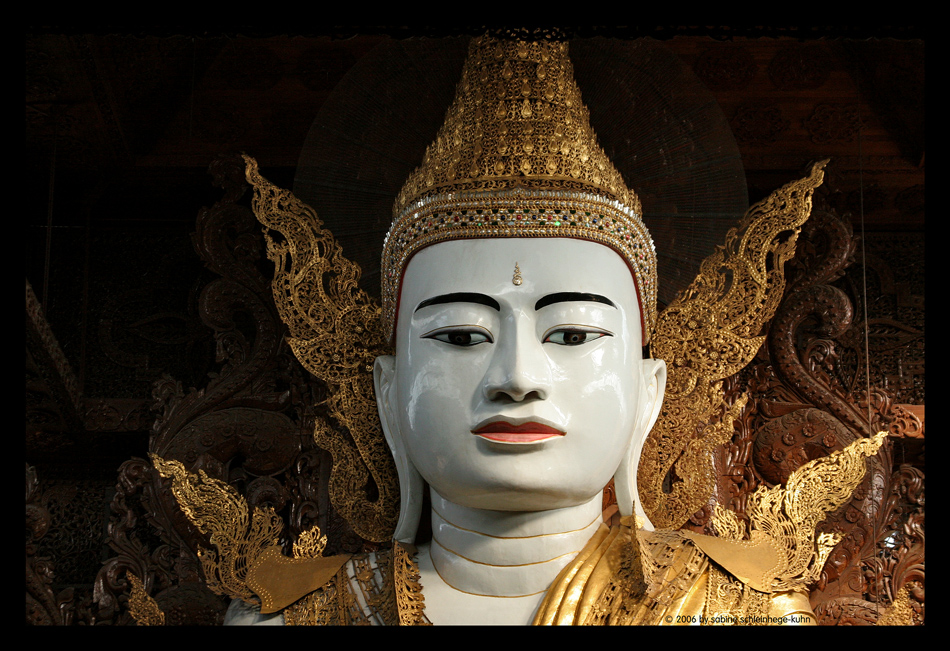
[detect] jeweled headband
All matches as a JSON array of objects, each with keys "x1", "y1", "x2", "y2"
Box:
[{"x1": 381, "y1": 36, "x2": 658, "y2": 345}]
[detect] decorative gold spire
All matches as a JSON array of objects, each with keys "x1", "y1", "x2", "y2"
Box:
[
  {"x1": 382, "y1": 36, "x2": 657, "y2": 345},
  {"x1": 393, "y1": 38, "x2": 640, "y2": 215}
]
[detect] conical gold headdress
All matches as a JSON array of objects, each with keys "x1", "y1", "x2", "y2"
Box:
[{"x1": 381, "y1": 36, "x2": 657, "y2": 344}]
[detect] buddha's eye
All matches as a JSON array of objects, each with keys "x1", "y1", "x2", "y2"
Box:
[
  {"x1": 543, "y1": 327, "x2": 612, "y2": 346},
  {"x1": 423, "y1": 327, "x2": 493, "y2": 347}
]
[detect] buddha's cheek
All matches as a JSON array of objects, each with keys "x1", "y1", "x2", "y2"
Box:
[{"x1": 395, "y1": 359, "x2": 484, "y2": 490}]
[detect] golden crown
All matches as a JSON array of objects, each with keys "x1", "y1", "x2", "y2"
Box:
[{"x1": 381, "y1": 36, "x2": 657, "y2": 344}]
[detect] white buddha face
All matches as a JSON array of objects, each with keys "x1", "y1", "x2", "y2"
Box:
[{"x1": 374, "y1": 238, "x2": 665, "y2": 518}]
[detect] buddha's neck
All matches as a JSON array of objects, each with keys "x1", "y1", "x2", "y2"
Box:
[{"x1": 427, "y1": 488, "x2": 603, "y2": 598}]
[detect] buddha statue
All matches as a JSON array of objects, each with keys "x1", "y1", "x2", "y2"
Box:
[
  {"x1": 373, "y1": 235, "x2": 665, "y2": 625},
  {"x1": 149, "y1": 35, "x2": 886, "y2": 626}
]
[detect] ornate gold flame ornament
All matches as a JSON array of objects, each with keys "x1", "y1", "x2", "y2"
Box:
[
  {"x1": 641, "y1": 159, "x2": 828, "y2": 529},
  {"x1": 703, "y1": 430, "x2": 888, "y2": 593},
  {"x1": 150, "y1": 454, "x2": 351, "y2": 616},
  {"x1": 244, "y1": 156, "x2": 397, "y2": 544},
  {"x1": 151, "y1": 453, "x2": 283, "y2": 604}
]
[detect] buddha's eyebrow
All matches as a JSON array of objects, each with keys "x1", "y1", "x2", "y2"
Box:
[
  {"x1": 534, "y1": 292, "x2": 617, "y2": 311},
  {"x1": 415, "y1": 292, "x2": 501, "y2": 313}
]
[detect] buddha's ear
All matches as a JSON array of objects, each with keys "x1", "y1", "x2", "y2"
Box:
[
  {"x1": 613, "y1": 358, "x2": 667, "y2": 527},
  {"x1": 373, "y1": 355, "x2": 424, "y2": 544},
  {"x1": 635, "y1": 358, "x2": 667, "y2": 448}
]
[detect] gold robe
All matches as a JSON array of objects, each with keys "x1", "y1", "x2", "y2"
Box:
[{"x1": 251, "y1": 519, "x2": 814, "y2": 626}]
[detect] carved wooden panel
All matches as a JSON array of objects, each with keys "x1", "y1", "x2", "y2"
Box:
[
  {"x1": 27, "y1": 464, "x2": 62, "y2": 626},
  {"x1": 90, "y1": 154, "x2": 363, "y2": 625},
  {"x1": 687, "y1": 205, "x2": 925, "y2": 625}
]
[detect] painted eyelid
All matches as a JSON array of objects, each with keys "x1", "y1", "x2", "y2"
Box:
[
  {"x1": 541, "y1": 324, "x2": 614, "y2": 342},
  {"x1": 420, "y1": 325, "x2": 495, "y2": 342}
]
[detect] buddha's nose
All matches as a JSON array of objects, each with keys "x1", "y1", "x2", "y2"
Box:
[{"x1": 483, "y1": 319, "x2": 553, "y2": 403}]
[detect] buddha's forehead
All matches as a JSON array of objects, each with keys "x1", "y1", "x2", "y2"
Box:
[{"x1": 398, "y1": 238, "x2": 641, "y2": 318}]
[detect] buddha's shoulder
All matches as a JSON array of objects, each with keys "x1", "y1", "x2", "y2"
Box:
[
  {"x1": 538, "y1": 524, "x2": 815, "y2": 625},
  {"x1": 637, "y1": 527, "x2": 815, "y2": 625}
]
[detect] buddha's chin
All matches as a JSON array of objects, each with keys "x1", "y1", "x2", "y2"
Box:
[{"x1": 429, "y1": 476, "x2": 606, "y2": 513}]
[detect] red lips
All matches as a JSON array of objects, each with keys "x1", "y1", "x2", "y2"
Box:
[{"x1": 471, "y1": 421, "x2": 565, "y2": 444}]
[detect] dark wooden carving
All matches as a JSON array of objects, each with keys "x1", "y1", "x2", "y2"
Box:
[
  {"x1": 693, "y1": 44, "x2": 757, "y2": 91},
  {"x1": 688, "y1": 204, "x2": 924, "y2": 625},
  {"x1": 731, "y1": 105, "x2": 791, "y2": 145},
  {"x1": 92, "y1": 154, "x2": 361, "y2": 625},
  {"x1": 27, "y1": 464, "x2": 62, "y2": 626},
  {"x1": 767, "y1": 43, "x2": 833, "y2": 90},
  {"x1": 804, "y1": 104, "x2": 864, "y2": 145}
]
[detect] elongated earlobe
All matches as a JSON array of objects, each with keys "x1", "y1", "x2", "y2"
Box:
[
  {"x1": 613, "y1": 359, "x2": 667, "y2": 526},
  {"x1": 374, "y1": 355, "x2": 425, "y2": 544}
]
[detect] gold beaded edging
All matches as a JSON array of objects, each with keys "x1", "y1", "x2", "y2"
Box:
[{"x1": 382, "y1": 187, "x2": 657, "y2": 344}]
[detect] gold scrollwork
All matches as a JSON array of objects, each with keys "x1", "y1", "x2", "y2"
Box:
[
  {"x1": 127, "y1": 571, "x2": 165, "y2": 626},
  {"x1": 151, "y1": 454, "x2": 280, "y2": 604},
  {"x1": 641, "y1": 160, "x2": 829, "y2": 530},
  {"x1": 709, "y1": 430, "x2": 888, "y2": 593},
  {"x1": 243, "y1": 155, "x2": 398, "y2": 543}
]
